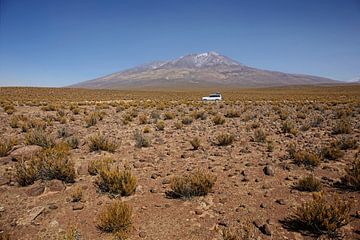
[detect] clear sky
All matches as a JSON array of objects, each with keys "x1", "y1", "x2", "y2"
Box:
[{"x1": 0, "y1": 0, "x2": 359, "y2": 87}]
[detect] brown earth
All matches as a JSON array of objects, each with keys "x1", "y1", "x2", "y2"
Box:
[{"x1": 0, "y1": 86, "x2": 359, "y2": 240}]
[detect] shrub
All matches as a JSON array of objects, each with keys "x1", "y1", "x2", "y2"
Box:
[
  {"x1": 254, "y1": 129, "x2": 266, "y2": 142},
  {"x1": 71, "y1": 186, "x2": 83, "y2": 202},
  {"x1": 25, "y1": 129, "x2": 56, "y2": 148},
  {"x1": 10, "y1": 114, "x2": 28, "y2": 128},
  {"x1": 340, "y1": 159, "x2": 360, "y2": 190},
  {"x1": 61, "y1": 225, "x2": 81, "y2": 240},
  {"x1": 97, "y1": 201, "x2": 132, "y2": 234},
  {"x1": 58, "y1": 127, "x2": 71, "y2": 138},
  {"x1": 284, "y1": 193, "x2": 352, "y2": 236},
  {"x1": 295, "y1": 175, "x2": 322, "y2": 192},
  {"x1": 310, "y1": 115, "x2": 324, "y2": 127},
  {"x1": 191, "y1": 110, "x2": 207, "y2": 120},
  {"x1": 335, "y1": 136, "x2": 358, "y2": 150},
  {"x1": 3, "y1": 104, "x2": 16, "y2": 114},
  {"x1": 168, "y1": 170, "x2": 216, "y2": 198},
  {"x1": 216, "y1": 133, "x2": 234, "y2": 146},
  {"x1": 332, "y1": 118, "x2": 351, "y2": 134},
  {"x1": 96, "y1": 165, "x2": 137, "y2": 196},
  {"x1": 143, "y1": 126, "x2": 151, "y2": 133},
  {"x1": 85, "y1": 113, "x2": 98, "y2": 127},
  {"x1": 163, "y1": 112, "x2": 175, "y2": 120},
  {"x1": 88, "y1": 158, "x2": 114, "y2": 176},
  {"x1": 190, "y1": 137, "x2": 201, "y2": 150},
  {"x1": 281, "y1": 120, "x2": 297, "y2": 135},
  {"x1": 66, "y1": 136, "x2": 80, "y2": 149},
  {"x1": 224, "y1": 109, "x2": 240, "y2": 118},
  {"x1": 15, "y1": 143, "x2": 75, "y2": 186},
  {"x1": 155, "y1": 120, "x2": 165, "y2": 131},
  {"x1": 221, "y1": 223, "x2": 254, "y2": 240},
  {"x1": 138, "y1": 114, "x2": 148, "y2": 124},
  {"x1": 293, "y1": 150, "x2": 321, "y2": 168},
  {"x1": 267, "y1": 141, "x2": 274, "y2": 152},
  {"x1": 88, "y1": 133, "x2": 118, "y2": 152},
  {"x1": 134, "y1": 129, "x2": 151, "y2": 148},
  {"x1": 174, "y1": 121, "x2": 183, "y2": 129},
  {"x1": 321, "y1": 145, "x2": 344, "y2": 160},
  {"x1": 181, "y1": 117, "x2": 193, "y2": 125},
  {"x1": 212, "y1": 115, "x2": 225, "y2": 125},
  {"x1": 0, "y1": 137, "x2": 17, "y2": 157}
]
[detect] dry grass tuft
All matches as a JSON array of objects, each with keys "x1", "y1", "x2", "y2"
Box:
[
  {"x1": 216, "y1": 133, "x2": 234, "y2": 146},
  {"x1": 212, "y1": 115, "x2": 225, "y2": 125},
  {"x1": 340, "y1": 158, "x2": 360, "y2": 191},
  {"x1": 332, "y1": 118, "x2": 351, "y2": 134},
  {"x1": 295, "y1": 175, "x2": 322, "y2": 192},
  {"x1": 88, "y1": 133, "x2": 118, "y2": 152},
  {"x1": 15, "y1": 143, "x2": 75, "y2": 186},
  {"x1": 0, "y1": 137, "x2": 17, "y2": 157},
  {"x1": 189, "y1": 137, "x2": 201, "y2": 150},
  {"x1": 254, "y1": 129, "x2": 266, "y2": 142},
  {"x1": 97, "y1": 200, "x2": 132, "y2": 235},
  {"x1": 168, "y1": 170, "x2": 216, "y2": 198},
  {"x1": 283, "y1": 193, "x2": 352, "y2": 236},
  {"x1": 134, "y1": 129, "x2": 151, "y2": 148},
  {"x1": 71, "y1": 186, "x2": 83, "y2": 202},
  {"x1": 25, "y1": 129, "x2": 56, "y2": 148},
  {"x1": 96, "y1": 164, "x2": 137, "y2": 196}
]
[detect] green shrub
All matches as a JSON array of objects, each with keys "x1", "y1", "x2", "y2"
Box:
[{"x1": 134, "y1": 129, "x2": 151, "y2": 148}]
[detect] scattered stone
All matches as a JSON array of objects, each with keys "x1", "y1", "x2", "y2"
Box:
[
  {"x1": 48, "y1": 203, "x2": 58, "y2": 210},
  {"x1": 253, "y1": 219, "x2": 263, "y2": 228},
  {"x1": 150, "y1": 188, "x2": 157, "y2": 193},
  {"x1": 72, "y1": 203, "x2": 84, "y2": 211},
  {"x1": 0, "y1": 156, "x2": 12, "y2": 166},
  {"x1": 0, "y1": 175, "x2": 10, "y2": 186},
  {"x1": 17, "y1": 206, "x2": 45, "y2": 225},
  {"x1": 77, "y1": 164, "x2": 88, "y2": 175},
  {"x1": 263, "y1": 165, "x2": 275, "y2": 176},
  {"x1": 47, "y1": 179, "x2": 65, "y2": 192},
  {"x1": 260, "y1": 224, "x2": 272, "y2": 235},
  {"x1": 195, "y1": 209, "x2": 203, "y2": 215},
  {"x1": 164, "y1": 203, "x2": 171, "y2": 208},
  {"x1": 260, "y1": 203, "x2": 267, "y2": 208},
  {"x1": 139, "y1": 231, "x2": 147, "y2": 238},
  {"x1": 0, "y1": 206, "x2": 4, "y2": 212},
  {"x1": 26, "y1": 183, "x2": 45, "y2": 197},
  {"x1": 49, "y1": 220, "x2": 59, "y2": 228},
  {"x1": 275, "y1": 199, "x2": 286, "y2": 205},
  {"x1": 10, "y1": 145, "x2": 42, "y2": 161},
  {"x1": 218, "y1": 219, "x2": 228, "y2": 227},
  {"x1": 162, "y1": 178, "x2": 171, "y2": 184}
]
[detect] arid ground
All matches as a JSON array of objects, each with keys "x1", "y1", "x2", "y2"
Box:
[{"x1": 0, "y1": 85, "x2": 359, "y2": 240}]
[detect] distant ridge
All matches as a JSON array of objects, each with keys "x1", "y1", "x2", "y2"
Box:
[{"x1": 70, "y1": 51, "x2": 340, "y2": 89}]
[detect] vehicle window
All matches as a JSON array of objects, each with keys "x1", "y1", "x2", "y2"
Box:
[{"x1": 209, "y1": 94, "x2": 220, "y2": 97}]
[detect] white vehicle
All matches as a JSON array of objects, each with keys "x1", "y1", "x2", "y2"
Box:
[{"x1": 202, "y1": 92, "x2": 222, "y2": 101}]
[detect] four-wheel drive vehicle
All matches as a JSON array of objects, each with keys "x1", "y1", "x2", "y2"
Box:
[{"x1": 202, "y1": 93, "x2": 222, "y2": 101}]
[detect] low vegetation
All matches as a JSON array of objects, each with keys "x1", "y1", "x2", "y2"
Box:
[
  {"x1": 295, "y1": 175, "x2": 322, "y2": 192},
  {"x1": 168, "y1": 170, "x2": 216, "y2": 198},
  {"x1": 340, "y1": 158, "x2": 360, "y2": 191},
  {"x1": 216, "y1": 133, "x2": 234, "y2": 146},
  {"x1": 25, "y1": 129, "x2": 56, "y2": 148},
  {"x1": 97, "y1": 201, "x2": 132, "y2": 235},
  {"x1": 0, "y1": 138, "x2": 17, "y2": 157},
  {"x1": 88, "y1": 133, "x2": 118, "y2": 152}
]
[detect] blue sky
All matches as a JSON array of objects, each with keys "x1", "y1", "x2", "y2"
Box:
[{"x1": 0, "y1": 0, "x2": 359, "y2": 87}]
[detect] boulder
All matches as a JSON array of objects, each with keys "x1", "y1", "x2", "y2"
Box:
[
  {"x1": 47, "y1": 179, "x2": 65, "y2": 192},
  {"x1": 10, "y1": 145, "x2": 42, "y2": 161}
]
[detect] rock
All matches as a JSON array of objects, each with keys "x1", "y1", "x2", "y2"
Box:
[
  {"x1": 162, "y1": 178, "x2": 171, "y2": 184},
  {"x1": 47, "y1": 179, "x2": 65, "y2": 192},
  {"x1": 263, "y1": 166, "x2": 275, "y2": 176},
  {"x1": 49, "y1": 220, "x2": 59, "y2": 228},
  {"x1": 260, "y1": 203, "x2": 267, "y2": 208},
  {"x1": 77, "y1": 164, "x2": 88, "y2": 175},
  {"x1": 0, "y1": 206, "x2": 4, "y2": 212},
  {"x1": 150, "y1": 173, "x2": 159, "y2": 179},
  {"x1": 260, "y1": 224, "x2": 272, "y2": 235},
  {"x1": 253, "y1": 219, "x2": 263, "y2": 228},
  {"x1": 0, "y1": 175, "x2": 10, "y2": 186},
  {"x1": 26, "y1": 183, "x2": 45, "y2": 197},
  {"x1": 72, "y1": 203, "x2": 84, "y2": 211},
  {"x1": 10, "y1": 145, "x2": 42, "y2": 161},
  {"x1": 218, "y1": 219, "x2": 228, "y2": 227},
  {"x1": 195, "y1": 209, "x2": 203, "y2": 215},
  {"x1": 48, "y1": 203, "x2": 58, "y2": 210},
  {"x1": 17, "y1": 206, "x2": 45, "y2": 225},
  {"x1": 0, "y1": 156, "x2": 12, "y2": 166},
  {"x1": 139, "y1": 231, "x2": 147, "y2": 238},
  {"x1": 149, "y1": 188, "x2": 157, "y2": 193},
  {"x1": 275, "y1": 199, "x2": 286, "y2": 205}
]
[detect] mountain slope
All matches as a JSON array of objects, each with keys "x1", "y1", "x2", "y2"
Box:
[{"x1": 70, "y1": 52, "x2": 339, "y2": 89}]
